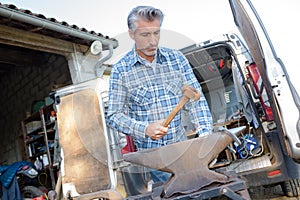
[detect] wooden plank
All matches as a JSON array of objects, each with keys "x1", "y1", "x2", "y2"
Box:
[
  {"x1": 0, "y1": 24, "x2": 88, "y2": 55},
  {"x1": 57, "y1": 89, "x2": 112, "y2": 194}
]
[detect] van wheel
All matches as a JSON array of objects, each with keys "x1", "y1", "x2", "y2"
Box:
[
  {"x1": 293, "y1": 158, "x2": 300, "y2": 164},
  {"x1": 280, "y1": 178, "x2": 300, "y2": 197}
]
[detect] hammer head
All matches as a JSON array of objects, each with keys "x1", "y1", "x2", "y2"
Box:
[{"x1": 181, "y1": 84, "x2": 201, "y2": 101}]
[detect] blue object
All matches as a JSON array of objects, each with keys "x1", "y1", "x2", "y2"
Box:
[
  {"x1": 236, "y1": 135, "x2": 258, "y2": 159},
  {"x1": 0, "y1": 161, "x2": 34, "y2": 188}
]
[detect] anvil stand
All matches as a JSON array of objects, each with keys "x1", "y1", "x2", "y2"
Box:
[{"x1": 124, "y1": 127, "x2": 251, "y2": 200}]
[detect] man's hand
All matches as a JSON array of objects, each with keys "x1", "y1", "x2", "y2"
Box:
[{"x1": 146, "y1": 121, "x2": 168, "y2": 140}]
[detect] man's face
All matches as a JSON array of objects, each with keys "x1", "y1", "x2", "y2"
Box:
[{"x1": 129, "y1": 19, "x2": 160, "y2": 59}]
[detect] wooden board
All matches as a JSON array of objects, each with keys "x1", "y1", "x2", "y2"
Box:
[{"x1": 57, "y1": 89, "x2": 111, "y2": 194}]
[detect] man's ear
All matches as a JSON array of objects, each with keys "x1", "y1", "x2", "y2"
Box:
[{"x1": 129, "y1": 29, "x2": 134, "y2": 40}]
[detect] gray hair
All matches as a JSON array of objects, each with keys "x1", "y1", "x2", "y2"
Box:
[{"x1": 127, "y1": 6, "x2": 164, "y2": 32}]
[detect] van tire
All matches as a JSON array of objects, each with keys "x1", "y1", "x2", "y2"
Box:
[
  {"x1": 280, "y1": 178, "x2": 300, "y2": 197},
  {"x1": 293, "y1": 158, "x2": 300, "y2": 164}
]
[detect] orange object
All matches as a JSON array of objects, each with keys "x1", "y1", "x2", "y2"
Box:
[
  {"x1": 32, "y1": 195, "x2": 44, "y2": 200},
  {"x1": 219, "y1": 59, "x2": 224, "y2": 68}
]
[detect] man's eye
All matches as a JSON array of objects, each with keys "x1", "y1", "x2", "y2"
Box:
[{"x1": 141, "y1": 33, "x2": 150, "y2": 37}]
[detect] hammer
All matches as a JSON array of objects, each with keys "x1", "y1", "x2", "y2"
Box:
[{"x1": 162, "y1": 84, "x2": 200, "y2": 127}]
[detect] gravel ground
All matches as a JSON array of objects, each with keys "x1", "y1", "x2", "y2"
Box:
[
  {"x1": 249, "y1": 185, "x2": 300, "y2": 200},
  {"x1": 210, "y1": 185, "x2": 300, "y2": 200}
]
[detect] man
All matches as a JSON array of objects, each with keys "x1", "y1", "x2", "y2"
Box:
[{"x1": 106, "y1": 5, "x2": 213, "y2": 183}]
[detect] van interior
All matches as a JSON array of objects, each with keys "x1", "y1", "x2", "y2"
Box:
[{"x1": 182, "y1": 43, "x2": 274, "y2": 171}]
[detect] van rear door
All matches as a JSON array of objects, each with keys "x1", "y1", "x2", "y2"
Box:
[{"x1": 229, "y1": 0, "x2": 300, "y2": 160}]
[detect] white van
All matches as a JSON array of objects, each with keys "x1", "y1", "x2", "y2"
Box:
[
  {"x1": 178, "y1": 0, "x2": 300, "y2": 197},
  {"x1": 180, "y1": 30, "x2": 300, "y2": 197}
]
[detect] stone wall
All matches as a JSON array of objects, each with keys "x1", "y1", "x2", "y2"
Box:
[{"x1": 0, "y1": 53, "x2": 72, "y2": 163}]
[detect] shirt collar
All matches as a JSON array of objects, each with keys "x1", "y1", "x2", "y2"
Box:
[{"x1": 157, "y1": 47, "x2": 168, "y2": 63}]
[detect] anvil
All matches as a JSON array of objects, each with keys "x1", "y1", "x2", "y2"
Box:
[{"x1": 123, "y1": 127, "x2": 245, "y2": 198}]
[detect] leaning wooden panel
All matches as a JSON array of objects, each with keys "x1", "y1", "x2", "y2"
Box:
[{"x1": 57, "y1": 87, "x2": 111, "y2": 195}]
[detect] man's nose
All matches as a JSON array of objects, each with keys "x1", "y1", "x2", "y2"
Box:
[{"x1": 148, "y1": 34, "x2": 158, "y2": 45}]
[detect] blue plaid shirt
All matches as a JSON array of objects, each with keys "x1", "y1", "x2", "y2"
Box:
[{"x1": 106, "y1": 47, "x2": 212, "y2": 150}]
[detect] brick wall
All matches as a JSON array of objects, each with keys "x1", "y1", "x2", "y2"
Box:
[{"x1": 0, "y1": 53, "x2": 72, "y2": 163}]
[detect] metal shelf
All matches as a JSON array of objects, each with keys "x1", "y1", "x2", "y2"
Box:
[{"x1": 20, "y1": 104, "x2": 57, "y2": 190}]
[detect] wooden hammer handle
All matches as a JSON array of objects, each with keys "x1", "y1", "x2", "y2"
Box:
[{"x1": 162, "y1": 96, "x2": 189, "y2": 127}]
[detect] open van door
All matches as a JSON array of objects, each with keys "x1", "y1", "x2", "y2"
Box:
[{"x1": 229, "y1": 0, "x2": 300, "y2": 161}]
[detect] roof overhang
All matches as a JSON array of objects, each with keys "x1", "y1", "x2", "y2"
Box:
[{"x1": 0, "y1": 4, "x2": 118, "y2": 50}]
